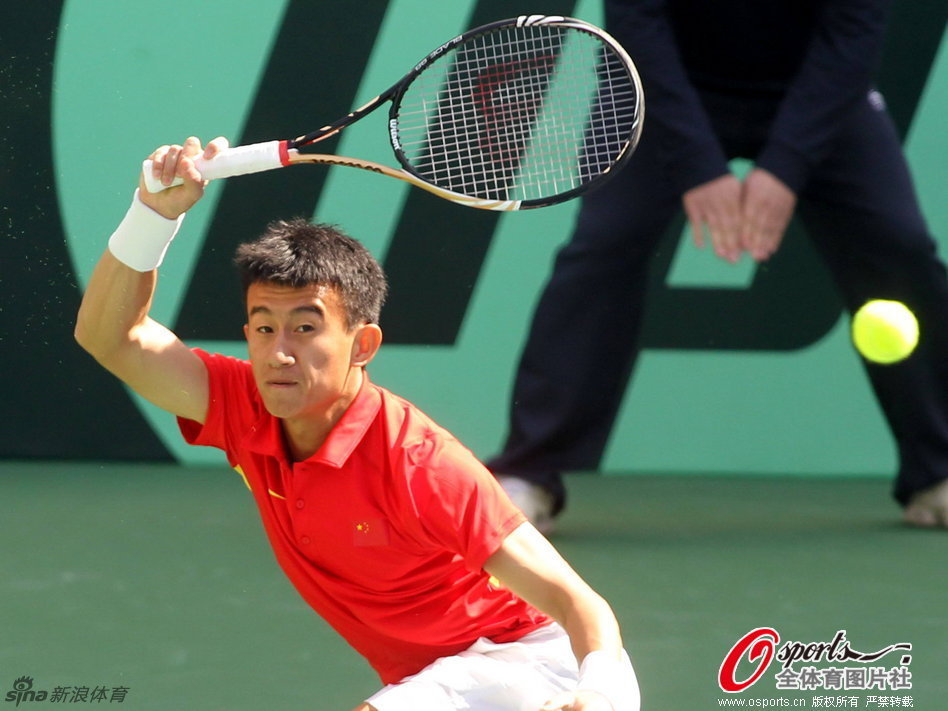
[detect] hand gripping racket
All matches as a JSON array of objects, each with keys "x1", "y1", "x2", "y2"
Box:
[{"x1": 143, "y1": 15, "x2": 643, "y2": 211}]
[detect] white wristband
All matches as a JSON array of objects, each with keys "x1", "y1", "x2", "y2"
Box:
[
  {"x1": 107, "y1": 189, "x2": 184, "y2": 271},
  {"x1": 577, "y1": 650, "x2": 641, "y2": 711}
]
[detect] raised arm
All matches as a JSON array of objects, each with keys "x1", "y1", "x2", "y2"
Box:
[{"x1": 74, "y1": 137, "x2": 225, "y2": 423}]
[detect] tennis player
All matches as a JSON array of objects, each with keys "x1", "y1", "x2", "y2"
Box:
[{"x1": 74, "y1": 137, "x2": 640, "y2": 711}]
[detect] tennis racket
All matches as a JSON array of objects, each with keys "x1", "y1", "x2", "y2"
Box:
[{"x1": 142, "y1": 14, "x2": 643, "y2": 211}]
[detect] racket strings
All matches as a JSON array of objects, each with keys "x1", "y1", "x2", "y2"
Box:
[
  {"x1": 396, "y1": 24, "x2": 640, "y2": 202},
  {"x1": 403, "y1": 26, "x2": 563, "y2": 197}
]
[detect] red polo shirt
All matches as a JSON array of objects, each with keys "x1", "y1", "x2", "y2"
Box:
[{"x1": 178, "y1": 349, "x2": 550, "y2": 684}]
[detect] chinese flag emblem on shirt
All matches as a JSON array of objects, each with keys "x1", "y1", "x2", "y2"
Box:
[{"x1": 353, "y1": 518, "x2": 390, "y2": 546}]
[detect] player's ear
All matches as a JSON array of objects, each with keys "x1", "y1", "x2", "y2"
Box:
[
  {"x1": 350, "y1": 323, "x2": 382, "y2": 367},
  {"x1": 243, "y1": 323, "x2": 250, "y2": 341}
]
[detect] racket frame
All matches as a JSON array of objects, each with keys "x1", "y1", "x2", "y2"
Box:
[
  {"x1": 144, "y1": 15, "x2": 643, "y2": 211},
  {"x1": 286, "y1": 15, "x2": 643, "y2": 210}
]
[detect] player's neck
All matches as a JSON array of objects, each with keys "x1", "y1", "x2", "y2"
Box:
[{"x1": 280, "y1": 368, "x2": 364, "y2": 462}]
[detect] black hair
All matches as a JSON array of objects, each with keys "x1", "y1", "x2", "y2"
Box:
[{"x1": 234, "y1": 219, "x2": 387, "y2": 328}]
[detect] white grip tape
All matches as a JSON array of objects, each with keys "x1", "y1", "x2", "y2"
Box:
[
  {"x1": 577, "y1": 650, "x2": 641, "y2": 711},
  {"x1": 141, "y1": 140, "x2": 285, "y2": 193}
]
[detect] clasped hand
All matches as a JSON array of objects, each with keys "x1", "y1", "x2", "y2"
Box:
[{"x1": 682, "y1": 167, "x2": 797, "y2": 264}]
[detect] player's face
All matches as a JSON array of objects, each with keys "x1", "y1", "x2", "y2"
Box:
[{"x1": 243, "y1": 282, "x2": 362, "y2": 422}]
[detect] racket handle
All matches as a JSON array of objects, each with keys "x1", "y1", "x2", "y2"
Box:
[{"x1": 141, "y1": 140, "x2": 286, "y2": 193}]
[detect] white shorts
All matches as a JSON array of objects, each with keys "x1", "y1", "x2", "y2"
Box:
[{"x1": 365, "y1": 623, "x2": 639, "y2": 711}]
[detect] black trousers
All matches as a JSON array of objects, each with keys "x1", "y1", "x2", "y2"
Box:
[{"x1": 487, "y1": 89, "x2": 948, "y2": 511}]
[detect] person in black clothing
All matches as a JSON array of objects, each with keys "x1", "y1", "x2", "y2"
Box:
[{"x1": 488, "y1": 0, "x2": 948, "y2": 531}]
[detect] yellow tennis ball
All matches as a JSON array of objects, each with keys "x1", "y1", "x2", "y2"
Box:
[{"x1": 851, "y1": 300, "x2": 918, "y2": 364}]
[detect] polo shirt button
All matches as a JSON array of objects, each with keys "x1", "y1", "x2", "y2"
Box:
[
  {"x1": 296, "y1": 499, "x2": 305, "y2": 509},
  {"x1": 301, "y1": 536, "x2": 311, "y2": 545}
]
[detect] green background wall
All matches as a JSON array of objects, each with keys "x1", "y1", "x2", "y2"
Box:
[{"x1": 4, "y1": 0, "x2": 947, "y2": 477}]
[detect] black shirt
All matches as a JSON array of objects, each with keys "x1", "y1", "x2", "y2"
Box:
[
  {"x1": 667, "y1": 0, "x2": 822, "y2": 90},
  {"x1": 606, "y1": 0, "x2": 892, "y2": 193}
]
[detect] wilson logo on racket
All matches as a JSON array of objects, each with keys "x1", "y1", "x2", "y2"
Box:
[
  {"x1": 388, "y1": 119, "x2": 401, "y2": 151},
  {"x1": 142, "y1": 15, "x2": 643, "y2": 211}
]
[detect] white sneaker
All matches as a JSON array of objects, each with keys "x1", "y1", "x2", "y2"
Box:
[
  {"x1": 496, "y1": 475, "x2": 557, "y2": 535},
  {"x1": 903, "y1": 479, "x2": 948, "y2": 528}
]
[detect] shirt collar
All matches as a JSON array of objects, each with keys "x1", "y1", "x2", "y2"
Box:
[{"x1": 244, "y1": 372, "x2": 382, "y2": 468}]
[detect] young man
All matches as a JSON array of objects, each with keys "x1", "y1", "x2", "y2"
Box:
[{"x1": 74, "y1": 137, "x2": 640, "y2": 711}]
